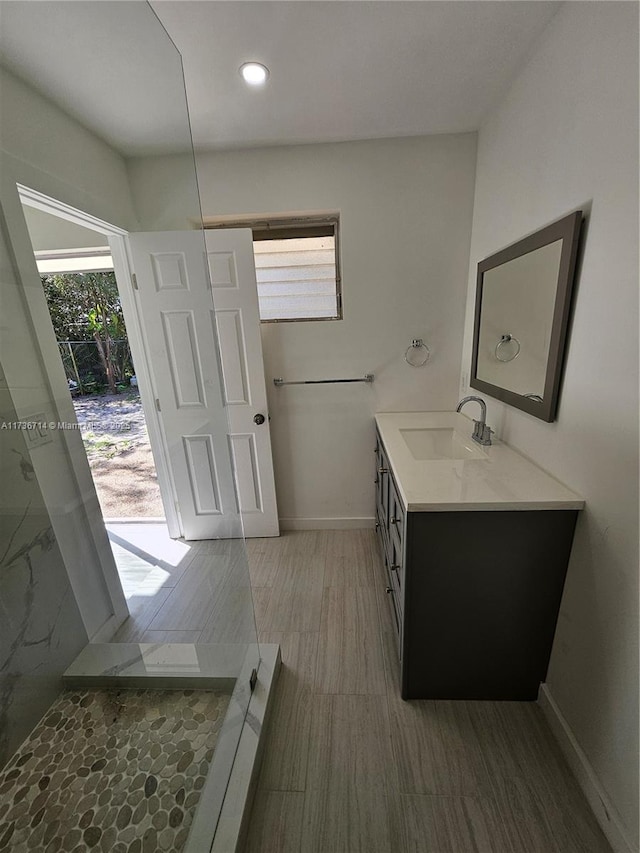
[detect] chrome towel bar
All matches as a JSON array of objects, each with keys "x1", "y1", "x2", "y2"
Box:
[{"x1": 273, "y1": 374, "x2": 374, "y2": 387}]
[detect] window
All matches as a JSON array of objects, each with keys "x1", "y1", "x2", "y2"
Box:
[{"x1": 208, "y1": 217, "x2": 341, "y2": 322}]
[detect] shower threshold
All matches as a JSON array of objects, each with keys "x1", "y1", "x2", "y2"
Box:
[{"x1": 0, "y1": 643, "x2": 280, "y2": 853}]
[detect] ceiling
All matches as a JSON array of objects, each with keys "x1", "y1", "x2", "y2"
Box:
[
  {"x1": 152, "y1": 1, "x2": 560, "y2": 151},
  {"x1": 0, "y1": 1, "x2": 561, "y2": 156},
  {"x1": 0, "y1": 1, "x2": 193, "y2": 156}
]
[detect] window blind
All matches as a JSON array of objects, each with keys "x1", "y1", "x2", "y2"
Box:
[{"x1": 253, "y1": 236, "x2": 339, "y2": 321}]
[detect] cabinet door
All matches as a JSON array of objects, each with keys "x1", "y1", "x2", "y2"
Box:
[
  {"x1": 380, "y1": 450, "x2": 391, "y2": 537},
  {"x1": 375, "y1": 433, "x2": 391, "y2": 541},
  {"x1": 374, "y1": 437, "x2": 384, "y2": 522},
  {"x1": 389, "y1": 532, "x2": 404, "y2": 612},
  {"x1": 375, "y1": 503, "x2": 386, "y2": 561},
  {"x1": 387, "y1": 474, "x2": 405, "y2": 604},
  {"x1": 389, "y1": 476, "x2": 405, "y2": 549},
  {"x1": 383, "y1": 547, "x2": 402, "y2": 638}
]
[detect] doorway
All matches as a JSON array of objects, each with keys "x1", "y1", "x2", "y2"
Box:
[
  {"x1": 19, "y1": 198, "x2": 185, "y2": 618},
  {"x1": 33, "y1": 243, "x2": 165, "y2": 521},
  {"x1": 18, "y1": 185, "x2": 280, "y2": 543},
  {"x1": 15, "y1": 184, "x2": 280, "y2": 638}
]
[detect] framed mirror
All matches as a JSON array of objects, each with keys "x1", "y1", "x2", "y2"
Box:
[{"x1": 470, "y1": 210, "x2": 583, "y2": 422}]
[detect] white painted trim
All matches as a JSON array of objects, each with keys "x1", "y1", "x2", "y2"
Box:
[
  {"x1": 34, "y1": 247, "x2": 112, "y2": 260},
  {"x1": 538, "y1": 684, "x2": 637, "y2": 853},
  {"x1": 17, "y1": 183, "x2": 128, "y2": 237},
  {"x1": 279, "y1": 516, "x2": 376, "y2": 530}
]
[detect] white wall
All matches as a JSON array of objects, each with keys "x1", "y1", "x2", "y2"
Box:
[
  {"x1": 0, "y1": 68, "x2": 138, "y2": 231},
  {"x1": 129, "y1": 134, "x2": 477, "y2": 525},
  {"x1": 0, "y1": 67, "x2": 135, "y2": 639},
  {"x1": 459, "y1": 4, "x2": 639, "y2": 850},
  {"x1": 23, "y1": 206, "x2": 109, "y2": 251}
]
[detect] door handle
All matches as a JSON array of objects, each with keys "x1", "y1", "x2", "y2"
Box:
[{"x1": 253, "y1": 413, "x2": 266, "y2": 425}]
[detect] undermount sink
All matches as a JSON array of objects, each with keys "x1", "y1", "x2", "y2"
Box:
[{"x1": 399, "y1": 427, "x2": 487, "y2": 461}]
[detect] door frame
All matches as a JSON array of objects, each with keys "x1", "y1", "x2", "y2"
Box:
[{"x1": 16, "y1": 184, "x2": 182, "y2": 537}]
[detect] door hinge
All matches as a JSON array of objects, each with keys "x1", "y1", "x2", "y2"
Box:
[
  {"x1": 155, "y1": 398, "x2": 161, "y2": 412},
  {"x1": 249, "y1": 668, "x2": 258, "y2": 692},
  {"x1": 131, "y1": 272, "x2": 138, "y2": 290}
]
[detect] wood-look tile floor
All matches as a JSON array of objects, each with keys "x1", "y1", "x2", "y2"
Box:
[
  {"x1": 108, "y1": 524, "x2": 257, "y2": 645},
  {"x1": 243, "y1": 529, "x2": 612, "y2": 853},
  {"x1": 107, "y1": 526, "x2": 611, "y2": 852}
]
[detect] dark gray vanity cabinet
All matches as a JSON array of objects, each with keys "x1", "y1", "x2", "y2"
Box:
[
  {"x1": 374, "y1": 428, "x2": 579, "y2": 701},
  {"x1": 374, "y1": 436, "x2": 404, "y2": 639}
]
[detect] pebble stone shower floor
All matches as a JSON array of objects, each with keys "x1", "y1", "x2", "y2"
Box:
[{"x1": 0, "y1": 687, "x2": 231, "y2": 852}]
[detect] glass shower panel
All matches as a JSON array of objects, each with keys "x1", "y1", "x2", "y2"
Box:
[{"x1": 0, "y1": 1, "x2": 259, "y2": 847}]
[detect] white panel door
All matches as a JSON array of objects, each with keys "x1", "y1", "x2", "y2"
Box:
[
  {"x1": 127, "y1": 230, "x2": 278, "y2": 539},
  {"x1": 205, "y1": 229, "x2": 279, "y2": 538}
]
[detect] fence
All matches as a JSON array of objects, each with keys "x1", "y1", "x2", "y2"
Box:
[{"x1": 58, "y1": 340, "x2": 134, "y2": 394}]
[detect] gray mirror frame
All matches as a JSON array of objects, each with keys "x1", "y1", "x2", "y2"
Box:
[{"x1": 470, "y1": 210, "x2": 583, "y2": 423}]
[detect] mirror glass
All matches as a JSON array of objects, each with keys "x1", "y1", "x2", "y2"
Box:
[
  {"x1": 471, "y1": 212, "x2": 582, "y2": 422},
  {"x1": 476, "y1": 239, "x2": 563, "y2": 399}
]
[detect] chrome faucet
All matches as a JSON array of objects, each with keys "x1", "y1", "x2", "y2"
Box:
[{"x1": 456, "y1": 396, "x2": 493, "y2": 446}]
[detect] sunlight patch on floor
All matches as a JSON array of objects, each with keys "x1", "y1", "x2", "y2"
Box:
[{"x1": 106, "y1": 522, "x2": 193, "y2": 600}]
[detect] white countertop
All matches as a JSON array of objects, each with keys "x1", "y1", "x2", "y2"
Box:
[{"x1": 375, "y1": 411, "x2": 584, "y2": 512}]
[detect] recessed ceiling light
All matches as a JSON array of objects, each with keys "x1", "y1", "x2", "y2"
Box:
[{"x1": 239, "y1": 62, "x2": 269, "y2": 87}]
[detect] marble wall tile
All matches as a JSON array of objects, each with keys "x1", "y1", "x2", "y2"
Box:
[{"x1": 0, "y1": 377, "x2": 87, "y2": 768}]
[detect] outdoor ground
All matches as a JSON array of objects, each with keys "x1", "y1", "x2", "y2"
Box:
[{"x1": 72, "y1": 388, "x2": 164, "y2": 518}]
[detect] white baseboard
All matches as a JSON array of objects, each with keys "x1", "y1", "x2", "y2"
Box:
[
  {"x1": 278, "y1": 516, "x2": 375, "y2": 531},
  {"x1": 538, "y1": 684, "x2": 637, "y2": 853}
]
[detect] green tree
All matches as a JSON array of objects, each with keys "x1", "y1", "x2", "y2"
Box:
[{"x1": 42, "y1": 272, "x2": 128, "y2": 394}]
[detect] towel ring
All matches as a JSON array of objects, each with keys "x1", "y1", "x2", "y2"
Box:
[
  {"x1": 495, "y1": 334, "x2": 521, "y2": 363},
  {"x1": 405, "y1": 338, "x2": 431, "y2": 367}
]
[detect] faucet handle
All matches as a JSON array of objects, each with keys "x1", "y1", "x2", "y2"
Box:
[{"x1": 478, "y1": 423, "x2": 494, "y2": 446}]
